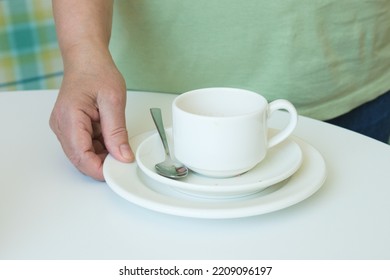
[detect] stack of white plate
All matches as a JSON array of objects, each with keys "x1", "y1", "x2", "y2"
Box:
[{"x1": 103, "y1": 129, "x2": 327, "y2": 219}]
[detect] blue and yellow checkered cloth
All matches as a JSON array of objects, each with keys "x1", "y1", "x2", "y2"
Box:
[{"x1": 0, "y1": 0, "x2": 63, "y2": 91}]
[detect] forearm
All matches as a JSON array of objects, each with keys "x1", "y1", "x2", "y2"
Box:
[{"x1": 52, "y1": 0, "x2": 114, "y2": 70}]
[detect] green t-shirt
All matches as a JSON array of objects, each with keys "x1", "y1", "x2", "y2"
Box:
[{"x1": 110, "y1": 0, "x2": 390, "y2": 120}]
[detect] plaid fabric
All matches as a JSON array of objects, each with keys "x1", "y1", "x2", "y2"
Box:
[{"x1": 0, "y1": 0, "x2": 63, "y2": 91}]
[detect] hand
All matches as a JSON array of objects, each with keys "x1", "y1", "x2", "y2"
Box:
[{"x1": 50, "y1": 61, "x2": 134, "y2": 181}]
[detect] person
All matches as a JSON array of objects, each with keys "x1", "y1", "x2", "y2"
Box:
[{"x1": 49, "y1": 0, "x2": 390, "y2": 181}]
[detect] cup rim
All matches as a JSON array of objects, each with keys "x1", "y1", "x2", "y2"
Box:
[{"x1": 173, "y1": 87, "x2": 267, "y2": 119}]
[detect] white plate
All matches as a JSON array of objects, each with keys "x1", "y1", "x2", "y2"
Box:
[
  {"x1": 103, "y1": 131, "x2": 327, "y2": 219},
  {"x1": 136, "y1": 129, "x2": 303, "y2": 199}
]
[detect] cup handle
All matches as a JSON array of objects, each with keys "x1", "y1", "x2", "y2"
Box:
[{"x1": 267, "y1": 99, "x2": 298, "y2": 148}]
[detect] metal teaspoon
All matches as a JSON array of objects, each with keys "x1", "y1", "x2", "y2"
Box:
[{"x1": 150, "y1": 108, "x2": 189, "y2": 179}]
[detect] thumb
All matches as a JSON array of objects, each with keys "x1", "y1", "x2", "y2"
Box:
[{"x1": 98, "y1": 92, "x2": 134, "y2": 162}]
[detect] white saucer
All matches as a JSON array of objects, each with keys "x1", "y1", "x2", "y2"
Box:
[
  {"x1": 103, "y1": 131, "x2": 327, "y2": 219},
  {"x1": 135, "y1": 128, "x2": 303, "y2": 199}
]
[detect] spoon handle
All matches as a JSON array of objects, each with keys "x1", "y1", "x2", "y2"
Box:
[{"x1": 150, "y1": 108, "x2": 171, "y2": 157}]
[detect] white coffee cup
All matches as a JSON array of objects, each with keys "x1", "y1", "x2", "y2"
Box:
[{"x1": 172, "y1": 87, "x2": 298, "y2": 178}]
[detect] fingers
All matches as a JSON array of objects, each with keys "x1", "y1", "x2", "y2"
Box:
[
  {"x1": 50, "y1": 91, "x2": 134, "y2": 181},
  {"x1": 50, "y1": 109, "x2": 107, "y2": 181},
  {"x1": 72, "y1": 150, "x2": 107, "y2": 181},
  {"x1": 97, "y1": 90, "x2": 134, "y2": 163}
]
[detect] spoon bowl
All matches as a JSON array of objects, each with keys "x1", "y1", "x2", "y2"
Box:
[{"x1": 150, "y1": 108, "x2": 189, "y2": 179}]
